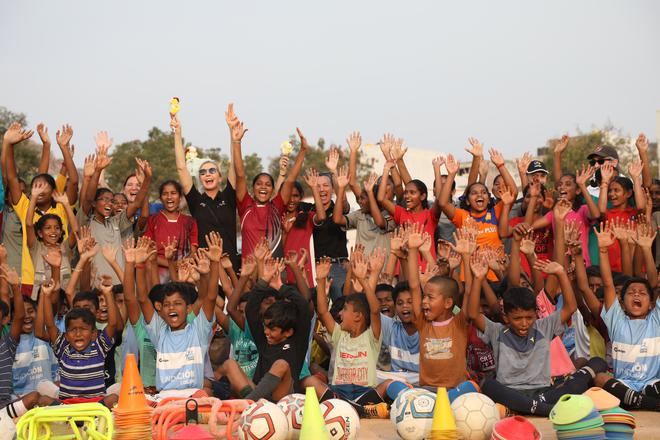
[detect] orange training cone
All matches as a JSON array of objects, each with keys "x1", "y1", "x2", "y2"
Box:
[
  {"x1": 430, "y1": 387, "x2": 458, "y2": 439},
  {"x1": 117, "y1": 354, "x2": 148, "y2": 411}
]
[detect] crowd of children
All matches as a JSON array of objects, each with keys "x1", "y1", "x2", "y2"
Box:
[{"x1": 0, "y1": 103, "x2": 658, "y2": 426}]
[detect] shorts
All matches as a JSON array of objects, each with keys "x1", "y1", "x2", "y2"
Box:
[{"x1": 329, "y1": 384, "x2": 372, "y2": 401}]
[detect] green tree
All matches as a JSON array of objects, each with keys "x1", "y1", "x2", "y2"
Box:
[
  {"x1": 267, "y1": 134, "x2": 374, "y2": 184},
  {"x1": 0, "y1": 106, "x2": 43, "y2": 183}
]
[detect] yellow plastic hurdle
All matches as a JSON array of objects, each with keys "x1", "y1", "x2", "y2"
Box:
[{"x1": 16, "y1": 403, "x2": 113, "y2": 440}]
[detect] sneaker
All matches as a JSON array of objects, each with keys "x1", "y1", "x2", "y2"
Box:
[{"x1": 363, "y1": 402, "x2": 389, "y2": 419}]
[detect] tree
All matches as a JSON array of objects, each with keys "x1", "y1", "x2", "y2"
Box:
[
  {"x1": 0, "y1": 106, "x2": 43, "y2": 183},
  {"x1": 267, "y1": 134, "x2": 374, "y2": 184}
]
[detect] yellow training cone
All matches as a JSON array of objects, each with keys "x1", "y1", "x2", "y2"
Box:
[
  {"x1": 431, "y1": 387, "x2": 457, "y2": 432},
  {"x1": 300, "y1": 386, "x2": 330, "y2": 439}
]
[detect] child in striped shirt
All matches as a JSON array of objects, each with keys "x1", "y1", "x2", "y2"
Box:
[{"x1": 37, "y1": 279, "x2": 118, "y2": 407}]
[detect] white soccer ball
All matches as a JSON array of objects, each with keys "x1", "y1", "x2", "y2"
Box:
[
  {"x1": 319, "y1": 399, "x2": 361, "y2": 440},
  {"x1": 276, "y1": 393, "x2": 306, "y2": 440},
  {"x1": 390, "y1": 388, "x2": 435, "y2": 440},
  {"x1": 237, "y1": 399, "x2": 289, "y2": 440},
  {"x1": 450, "y1": 392, "x2": 500, "y2": 440}
]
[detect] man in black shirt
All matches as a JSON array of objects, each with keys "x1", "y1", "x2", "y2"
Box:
[
  {"x1": 172, "y1": 110, "x2": 239, "y2": 268},
  {"x1": 313, "y1": 173, "x2": 348, "y2": 300}
]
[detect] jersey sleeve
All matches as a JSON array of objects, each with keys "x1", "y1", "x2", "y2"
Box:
[
  {"x1": 477, "y1": 316, "x2": 503, "y2": 345},
  {"x1": 536, "y1": 310, "x2": 566, "y2": 338},
  {"x1": 393, "y1": 205, "x2": 405, "y2": 225},
  {"x1": 193, "y1": 311, "x2": 214, "y2": 347},
  {"x1": 144, "y1": 312, "x2": 166, "y2": 347},
  {"x1": 451, "y1": 208, "x2": 469, "y2": 228},
  {"x1": 236, "y1": 192, "x2": 253, "y2": 218}
]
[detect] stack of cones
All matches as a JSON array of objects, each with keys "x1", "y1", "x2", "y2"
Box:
[
  {"x1": 585, "y1": 387, "x2": 635, "y2": 439},
  {"x1": 429, "y1": 387, "x2": 459, "y2": 439},
  {"x1": 113, "y1": 354, "x2": 154, "y2": 439},
  {"x1": 299, "y1": 386, "x2": 330, "y2": 439}
]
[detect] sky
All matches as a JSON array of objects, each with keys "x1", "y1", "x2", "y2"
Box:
[{"x1": 1, "y1": 1, "x2": 659, "y2": 164}]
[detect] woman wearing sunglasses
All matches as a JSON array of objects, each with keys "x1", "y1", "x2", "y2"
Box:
[{"x1": 172, "y1": 112, "x2": 239, "y2": 268}]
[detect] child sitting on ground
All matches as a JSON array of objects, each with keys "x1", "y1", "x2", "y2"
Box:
[
  {"x1": 313, "y1": 251, "x2": 410, "y2": 419},
  {"x1": 592, "y1": 222, "x2": 660, "y2": 411},
  {"x1": 37, "y1": 277, "x2": 118, "y2": 407}
]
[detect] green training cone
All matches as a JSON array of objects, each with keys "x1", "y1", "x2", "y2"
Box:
[{"x1": 299, "y1": 386, "x2": 330, "y2": 439}]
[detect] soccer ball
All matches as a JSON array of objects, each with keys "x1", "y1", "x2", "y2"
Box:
[
  {"x1": 319, "y1": 399, "x2": 360, "y2": 440},
  {"x1": 450, "y1": 392, "x2": 500, "y2": 440},
  {"x1": 276, "y1": 393, "x2": 306, "y2": 439},
  {"x1": 237, "y1": 399, "x2": 289, "y2": 440},
  {"x1": 390, "y1": 388, "x2": 436, "y2": 440}
]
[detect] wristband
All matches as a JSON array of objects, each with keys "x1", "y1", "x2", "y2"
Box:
[{"x1": 496, "y1": 163, "x2": 505, "y2": 169}]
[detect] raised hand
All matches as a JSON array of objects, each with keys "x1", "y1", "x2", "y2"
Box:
[
  {"x1": 347, "y1": 131, "x2": 362, "y2": 152},
  {"x1": 0, "y1": 263, "x2": 20, "y2": 286},
  {"x1": 600, "y1": 163, "x2": 614, "y2": 185},
  {"x1": 632, "y1": 222, "x2": 657, "y2": 249},
  {"x1": 31, "y1": 180, "x2": 49, "y2": 199},
  {"x1": 564, "y1": 221, "x2": 581, "y2": 254},
  {"x1": 594, "y1": 222, "x2": 615, "y2": 249},
  {"x1": 303, "y1": 168, "x2": 320, "y2": 189},
  {"x1": 610, "y1": 217, "x2": 633, "y2": 243},
  {"x1": 336, "y1": 165, "x2": 349, "y2": 189},
  {"x1": 83, "y1": 154, "x2": 96, "y2": 178},
  {"x1": 445, "y1": 154, "x2": 460, "y2": 175},
  {"x1": 363, "y1": 172, "x2": 378, "y2": 193},
  {"x1": 36, "y1": 123, "x2": 50, "y2": 145},
  {"x1": 225, "y1": 103, "x2": 248, "y2": 142},
  {"x1": 55, "y1": 124, "x2": 74, "y2": 148},
  {"x1": 241, "y1": 255, "x2": 257, "y2": 277},
  {"x1": 135, "y1": 158, "x2": 153, "y2": 180},
  {"x1": 465, "y1": 137, "x2": 483, "y2": 158},
  {"x1": 205, "y1": 231, "x2": 223, "y2": 262},
  {"x1": 52, "y1": 191, "x2": 69, "y2": 205},
  {"x1": 193, "y1": 249, "x2": 211, "y2": 275},
  {"x1": 533, "y1": 259, "x2": 565, "y2": 275},
  {"x1": 419, "y1": 232, "x2": 432, "y2": 253},
  {"x1": 351, "y1": 252, "x2": 368, "y2": 279},
  {"x1": 635, "y1": 133, "x2": 648, "y2": 153},
  {"x1": 262, "y1": 257, "x2": 282, "y2": 283},
  {"x1": 43, "y1": 248, "x2": 63, "y2": 268},
  {"x1": 405, "y1": 222, "x2": 424, "y2": 249},
  {"x1": 135, "y1": 237, "x2": 155, "y2": 264},
  {"x1": 470, "y1": 252, "x2": 489, "y2": 279},
  {"x1": 296, "y1": 248, "x2": 308, "y2": 272},
  {"x1": 390, "y1": 137, "x2": 407, "y2": 160},
  {"x1": 390, "y1": 228, "x2": 406, "y2": 257},
  {"x1": 520, "y1": 231, "x2": 536, "y2": 255},
  {"x1": 325, "y1": 147, "x2": 340, "y2": 173},
  {"x1": 554, "y1": 134, "x2": 570, "y2": 153},
  {"x1": 627, "y1": 160, "x2": 643, "y2": 179},
  {"x1": 500, "y1": 185, "x2": 515, "y2": 206},
  {"x1": 367, "y1": 247, "x2": 386, "y2": 274},
  {"x1": 575, "y1": 164, "x2": 595, "y2": 187},
  {"x1": 278, "y1": 155, "x2": 289, "y2": 176},
  {"x1": 432, "y1": 155, "x2": 446, "y2": 174},
  {"x1": 2, "y1": 122, "x2": 34, "y2": 144},
  {"x1": 170, "y1": 114, "x2": 181, "y2": 134},
  {"x1": 515, "y1": 152, "x2": 533, "y2": 174},
  {"x1": 488, "y1": 148, "x2": 505, "y2": 168},
  {"x1": 253, "y1": 237, "x2": 271, "y2": 262},
  {"x1": 123, "y1": 238, "x2": 136, "y2": 263},
  {"x1": 95, "y1": 130, "x2": 113, "y2": 151},
  {"x1": 450, "y1": 226, "x2": 477, "y2": 256},
  {"x1": 380, "y1": 133, "x2": 395, "y2": 160},
  {"x1": 316, "y1": 256, "x2": 331, "y2": 279},
  {"x1": 296, "y1": 127, "x2": 309, "y2": 150},
  {"x1": 553, "y1": 199, "x2": 572, "y2": 221},
  {"x1": 419, "y1": 264, "x2": 440, "y2": 287},
  {"x1": 163, "y1": 236, "x2": 178, "y2": 261},
  {"x1": 40, "y1": 278, "x2": 57, "y2": 299}
]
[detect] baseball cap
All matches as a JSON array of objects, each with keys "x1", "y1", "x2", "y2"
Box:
[
  {"x1": 587, "y1": 145, "x2": 618, "y2": 161},
  {"x1": 526, "y1": 160, "x2": 548, "y2": 175}
]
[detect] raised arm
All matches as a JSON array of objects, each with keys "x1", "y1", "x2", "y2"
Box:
[
  {"x1": 203, "y1": 232, "x2": 222, "y2": 321},
  {"x1": 497, "y1": 188, "x2": 515, "y2": 238},
  {"x1": 280, "y1": 128, "x2": 309, "y2": 204},
  {"x1": 98, "y1": 280, "x2": 118, "y2": 339},
  {"x1": 315, "y1": 257, "x2": 336, "y2": 334},
  {"x1": 361, "y1": 249, "x2": 384, "y2": 340},
  {"x1": 391, "y1": 136, "x2": 412, "y2": 185},
  {"x1": 134, "y1": 237, "x2": 156, "y2": 323},
  {"x1": 432, "y1": 155, "x2": 445, "y2": 219},
  {"x1": 632, "y1": 223, "x2": 658, "y2": 288},
  {"x1": 575, "y1": 165, "x2": 600, "y2": 219},
  {"x1": 346, "y1": 131, "x2": 362, "y2": 200},
  {"x1": 465, "y1": 137, "x2": 483, "y2": 188},
  {"x1": 226, "y1": 104, "x2": 248, "y2": 202},
  {"x1": 39, "y1": 279, "x2": 60, "y2": 343},
  {"x1": 83, "y1": 133, "x2": 114, "y2": 213},
  {"x1": 635, "y1": 134, "x2": 652, "y2": 189},
  {"x1": 467, "y1": 254, "x2": 488, "y2": 332},
  {"x1": 376, "y1": 160, "x2": 397, "y2": 215},
  {"x1": 226, "y1": 256, "x2": 255, "y2": 329},
  {"x1": 36, "y1": 123, "x2": 51, "y2": 174},
  {"x1": 489, "y1": 148, "x2": 518, "y2": 200},
  {"x1": 26, "y1": 181, "x2": 48, "y2": 248},
  {"x1": 125, "y1": 159, "x2": 152, "y2": 219},
  {"x1": 332, "y1": 165, "x2": 349, "y2": 226},
  {"x1": 170, "y1": 115, "x2": 193, "y2": 194},
  {"x1": 55, "y1": 124, "x2": 79, "y2": 206},
  {"x1": 628, "y1": 161, "x2": 647, "y2": 211},
  {"x1": 3, "y1": 123, "x2": 34, "y2": 205},
  {"x1": 597, "y1": 164, "x2": 615, "y2": 215},
  {"x1": 438, "y1": 154, "x2": 459, "y2": 220},
  {"x1": 0, "y1": 264, "x2": 26, "y2": 342},
  {"x1": 594, "y1": 222, "x2": 617, "y2": 311},
  {"x1": 302, "y1": 169, "x2": 326, "y2": 224},
  {"x1": 122, "y1": 241, "x2": 141, "y2": 325},
  {"x1": 515, "y1": 152, "x2": 532, "y2": 190},
  {"x1": 534, "y1": 259, "x2": 577, "y2": 324},
  {"x1": 363, "y1": 172, "x2": 386, "y2": 228},
  {"x1": 52, "y1": 192, "x2": 79, "y2": 249},
  {"x1": 553, "y1": 135, "x2": 569, "y2": 183}
]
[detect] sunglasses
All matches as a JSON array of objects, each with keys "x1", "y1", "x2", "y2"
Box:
[
  {"x1": 589, "y1": 158, "x2": 608, "y2": 166},
  {"x1": 199, "y1": 167, "x2": 218, "y2": 176}
]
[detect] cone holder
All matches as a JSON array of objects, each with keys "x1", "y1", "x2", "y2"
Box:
[
  {"x1": 16, "y1": 402, "x2": 114, "y2": 440},
  {"x1": 152, "y1": 397, "x2": 253, "y2": 440}
]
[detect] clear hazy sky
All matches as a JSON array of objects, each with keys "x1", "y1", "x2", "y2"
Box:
[{"x1": 2, "y1": 1, "x2": 659, "y2": 163}]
